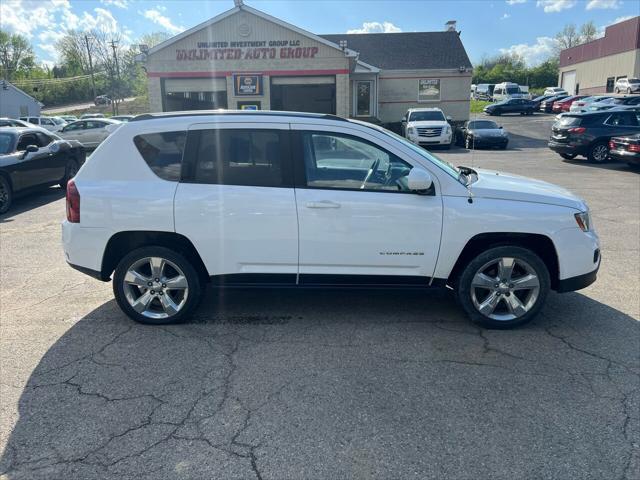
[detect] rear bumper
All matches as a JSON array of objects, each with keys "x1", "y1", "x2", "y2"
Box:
[
  {"x1": 67, "y1": 261, "x2": 109, "y2": 281},
  {"x1": 548, "y1": 141, "x2": 587, "y2": 156},
  {"x1": 62, "y1": 221, "x2": 111, "y2": 278},
  {"x1": 609, "y1": 149, "x2": 640, "y2": 164}
]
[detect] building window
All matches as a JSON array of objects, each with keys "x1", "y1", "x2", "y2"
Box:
[
  {"x1": 606, "y1": 77, "x2": 615, "y2": 93},
  {"x1": 355, "y1": 81, "x2": 373, "y2": 117},
  {"x1": 418, "y1": 79, "x2": 440, "y2": 102}
]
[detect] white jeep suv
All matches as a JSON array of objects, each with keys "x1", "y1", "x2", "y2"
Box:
[
  {"x1": 62, "y1": 111, "x2": 600, "y2": 328},
  {"x1": 402, "y1": 108, "x2": 453, "y2": 149}
]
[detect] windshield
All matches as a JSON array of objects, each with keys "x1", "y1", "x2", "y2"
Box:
[
  {"x1": 0, "y1": 133, "x2": 15, "y2": 154},
  {"x1": 51, "y1": 117, "x2": 66, "y2": 125},
  {"x1": 409, "y1": 111, "x2": 445, "y2": 122},
  {"x1": 376, "y1": 127, "x2": 462, "y2": 182},
  {"x1": 468, "y1": 120, "x2": 498, "y2": 129},
  {"x1": 506, "y1": 86, "x2": 520, "y2": 94}
]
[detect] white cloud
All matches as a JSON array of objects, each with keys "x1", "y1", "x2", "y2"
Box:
[
  {"x1": 101, "y1": 0, "x2": 128, "y2": 8},
  {"x1": 142, "y1": 8, "x2": 184, "y2": 34},
  {"x1": 347, "y1": 21, "x2": 402, "y2": 34},
  {"x1": 500, "y1": 36, "x2": 558, "y2": 65},
  {"x1": 586, "y1": 0, "x2": 620, "y2": 9},
  {"x1": 536, "y1": 0, "x2": 576, "y2": 12},
  {"x1": 501, "y1": 13, "x2": 511, "y2": 19},
  {"x1": 0, "y1": 0, "x2": 58, "y2": 38},
  {"x1": 609, "y1": 15, "x2": 635, "y2": 25},
  {"x1": 506, "y1": 0, "x2": 526, "y2": 4}
]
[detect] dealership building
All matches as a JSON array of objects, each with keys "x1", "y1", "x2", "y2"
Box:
[
  {"x1": 558, "y1": 16, "x2": 639, "y2": 95},
  {"x1": 138, "y1": 2, "x2": 472, "y2": 125}
]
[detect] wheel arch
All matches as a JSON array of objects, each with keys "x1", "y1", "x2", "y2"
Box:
[
  {"x1": 101, "y1": 231, "x2": 209, "y2": 282},
  {"x1": 447, "y1": 232, "x2": 560, "y2": 290}
]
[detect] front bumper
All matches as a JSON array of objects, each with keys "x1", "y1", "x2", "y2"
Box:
[
  {"x1": 408, "y1": 134, "x2": 452, "y2": 146},
  {"x1": 556, "y1": 265, "x2": 599, "y2": 292},
  {"x1": 470, "y1": 136, "x2": 508, "y2": 147}
]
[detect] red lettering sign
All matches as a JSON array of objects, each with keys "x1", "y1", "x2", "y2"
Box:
[{"x1": 176, "y1": 45, "x2": 319, "y2": 61}]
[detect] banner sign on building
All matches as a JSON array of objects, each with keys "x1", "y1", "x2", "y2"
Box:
[
  {"x1": 418, "y1": 79, "x2": 440, "y2": 102},
  {"x1": 234, "y1": 74, "x2": 263, "y2": 96}
]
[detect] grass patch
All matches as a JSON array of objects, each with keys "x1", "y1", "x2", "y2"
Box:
[
  {"x1": 58, "y1": 96, "x2": 150, "y2": 117},
  {"x1": 470, "y1": 99, "x2": 492, "y2": 113}
]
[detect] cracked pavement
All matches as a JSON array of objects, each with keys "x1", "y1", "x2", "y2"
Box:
[{"x1": 1, "y1": 114, "x2": 639, "y2": 479}]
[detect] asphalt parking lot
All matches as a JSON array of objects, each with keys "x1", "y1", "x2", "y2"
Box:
[{"x1": 0, "y1": 112, "x2": 638, "y2": 480}]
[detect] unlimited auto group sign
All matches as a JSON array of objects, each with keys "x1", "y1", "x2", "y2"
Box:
[{"x1": 176, "y1": 40, "x2": 320, "y2": 61}]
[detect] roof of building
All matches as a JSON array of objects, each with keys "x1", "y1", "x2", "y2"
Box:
[{"x1": 320, "y1": 32, "x2": 472, "y2": 71}]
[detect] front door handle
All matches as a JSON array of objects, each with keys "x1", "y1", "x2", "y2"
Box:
[{"x1": 305, "y1": 200, "x2": 341, "y2": 209}]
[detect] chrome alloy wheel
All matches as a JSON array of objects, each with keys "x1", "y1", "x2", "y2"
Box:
[
  {"x1": 123, "y1": 257, "x2": 189, "y2": 319},
  {"x1": 470, "y1": 257, "x2": 540, "y2": 321},
  {"x1": 592, "y1": 144, "x2": 608, "y2": 162}
]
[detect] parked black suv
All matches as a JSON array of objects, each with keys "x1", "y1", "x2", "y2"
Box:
[{"x1": 548, "y1": 110, "x2": 640, "y2": 162}]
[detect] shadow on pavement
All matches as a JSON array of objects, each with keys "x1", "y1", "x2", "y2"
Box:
[
  {"x1": 1, "y1": 288, "x2": 638, "y2": 479},
  {"x1": 0, "y1": 187, "x2": 65, "y2": 223}
]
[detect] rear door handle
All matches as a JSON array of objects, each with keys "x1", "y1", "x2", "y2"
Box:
[{"x1": 305, "y1": 200, "x2": 341, "y2": 209}]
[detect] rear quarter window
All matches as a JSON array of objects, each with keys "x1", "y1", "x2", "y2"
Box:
[
  {"x1": 133, "y1": 131, "x2": 186, "y2": 181},
  {"x1": 557, "y1": 116, "x2": 582, "y2": 127}
]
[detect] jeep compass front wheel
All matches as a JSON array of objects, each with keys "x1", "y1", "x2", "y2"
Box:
[
  {"x1": 113, "y1": 246, "x2": 202, "y2": 324},
  {"x1": 457, "y1": 246, "x2": 550, "y2": 328}
]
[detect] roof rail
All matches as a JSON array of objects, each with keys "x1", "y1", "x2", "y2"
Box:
[{"x1": 130, "y1": 110, "x2": 349, "y2": 123}]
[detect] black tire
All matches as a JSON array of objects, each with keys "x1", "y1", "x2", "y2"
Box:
[
  {"x1": 614, "y1": 88, "x2": 619, "y2": 94},
  {"x1": 59, "y1": 158, "x2": 79, "y2": 189},
  {"x1": 0, "y1": 175, "x2": 12, "y2": 215},
  {"x1": 559, "y1": 153, "x2": 577, "y2": 160},
  {"x1": 456, "y1": 246, "x2": 550, "y2": 329},
  {"x1": 442, "y1": 142, "x2": 451, "y2": 150},
  {"x1": 113, "y1": 246, "x2": 203, "y2": 325},
  {"x1": 587, "y1": 141, "x2": 609, "y2": 163}
]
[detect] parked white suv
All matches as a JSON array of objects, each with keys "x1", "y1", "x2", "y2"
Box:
[
  {"x1": 543, "y1": 87, "x2": 568, "y2": 96},
  {"x1": 19, "y1": 116, "x2": 67, "y2": 132},
  {"x1": 614, "y1": 77, "x2": 640, "y2": 94},
  {"x1": 402, "y1": 108, "x2": 453, "y2": 149},
  {"x1": 62, "y1": 111, "x2": 600, "y2": 328}
]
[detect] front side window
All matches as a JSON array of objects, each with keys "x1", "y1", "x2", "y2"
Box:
[
  {"x1": 41, "y1": 118, "x2": 54, "y2": 126},
  {"x1": 302, "y1": 132, "x2": 413, "y2": 192},
  {"x1": 193, "y1": 129, "x2": 285, "y2": 187},
  {"x1": 35, "y1": 132, "x2": 53, "y2": 147},
  {"x1": 134, "y1": 131, "x2": 186, "y2": 182},
  {"x1": 17, "y1": 134, "x2": 39, "y2": 151}
]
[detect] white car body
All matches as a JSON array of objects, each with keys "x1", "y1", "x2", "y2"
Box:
[
  {"x1": 62, "y1": 111, "x2": 600, "y2": 327},
  {"x1": 614, "y1": 78, "x2": 640, "y2": 94},
  {"x1": 569, "y1": 96, "x2": 611, "y2": 113},
  {"x1": 403, "y1": 108, "x2": 452, "y2": 146},
  {"x1": 492, "y1": 82, "x2": 527, "y2": 102},
  {"x1": 20, "y1": 116, "x2": 67, "y2": 132},
  {"x1": 58, "y1": 118, "x2": 121, "y2": 148},
  {"x1": 544, "y1": 87, "x2": 568, "y2": 96}
]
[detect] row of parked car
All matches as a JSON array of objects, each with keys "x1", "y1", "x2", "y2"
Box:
[{"x1": 548, "y1": 105, "x2": 640, "y2": 166}]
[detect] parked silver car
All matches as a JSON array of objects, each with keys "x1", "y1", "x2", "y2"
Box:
[{"x1": 57, "y1": 118, "x2": 122, "y2": 148}]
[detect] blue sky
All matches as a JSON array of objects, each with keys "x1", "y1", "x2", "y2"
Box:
[{"x1": 1, "y1": 0, "x2": 638, "y2": 68}]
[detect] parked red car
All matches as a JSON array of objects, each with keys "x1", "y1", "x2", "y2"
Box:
[{"x1": 552, "y1": 96, "x2": 586, "y2": 113}]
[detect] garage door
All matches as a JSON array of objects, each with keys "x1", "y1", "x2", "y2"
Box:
[
  {"x1": 562, "y1": 71, "x2": 576, "y2": 95},
  {"x1": 270, "y1": 76, "x2": 336, "y2": 114},
  {"x1": 163, "y1": 77, "x2": 228, "y2": 111}
]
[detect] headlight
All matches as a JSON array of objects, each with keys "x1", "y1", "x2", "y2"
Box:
[
  {"x1": 444, "y1": 125, "x2": 451, "y2": 134},
  {"x1": 574, "y1": 211, "x2": 590, "y2": 232},
  {"x1": 407, "y1": 127, "x2": 415, "y2": 135}
]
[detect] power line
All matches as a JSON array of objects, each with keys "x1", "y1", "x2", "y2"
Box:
[{"x1": 10, "y1": 72, "x2": 106, "y2": 86}]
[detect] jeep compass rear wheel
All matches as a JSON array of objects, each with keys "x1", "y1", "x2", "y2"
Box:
[
  {"x1": 113, "y1": 246, "x2": 202, "y2": 324},
  {"x1": 457, "y1": 246, "x2": 550, "y2": 328}
]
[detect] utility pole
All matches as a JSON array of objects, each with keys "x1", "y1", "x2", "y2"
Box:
[
  {"x1": 110, "y1": 39, "x2": 121, "y2": 115},
  {"x1": 84, "y1": 35, "x2": 96, "y2": 100}
]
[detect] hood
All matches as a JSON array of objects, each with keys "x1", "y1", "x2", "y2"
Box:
[
  {"x1": 407, "y1": 120, "x2": 448, "y2": 128},
  {"x1": 470, "y1": 168, "x2": 586, "y2": 210},
  {"x1": 470, "y1": 128, "x2": 506, "y2": 137}
]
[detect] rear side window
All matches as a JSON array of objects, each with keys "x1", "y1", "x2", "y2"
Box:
[
  {"x1": 134, "y1": 131, "x2": 186, "y2": 182},
  {"x1": 191, "y1": 129, "x2": 286, "y2": 187}
]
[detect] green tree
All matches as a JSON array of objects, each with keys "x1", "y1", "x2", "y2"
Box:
[{"x1": 0, "y1": 30, "x2": 36, "y2": 80}]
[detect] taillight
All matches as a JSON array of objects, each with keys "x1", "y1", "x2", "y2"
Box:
[
  {"x1": 629, "y1": 144, "x2": 640, "y2": 153},
  {"x1": 66, "y1": 179, "x2": 80, "y2": 223},
  {"x1": 568, "y1": 127, "x2": 586, "y2": 134}
]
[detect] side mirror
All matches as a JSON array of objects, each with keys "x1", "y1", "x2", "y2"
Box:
[
  {"x1": 446, "y1": 116, "x2": 453, "y2": 122},
  {"x1": 499, "y1": 126, "x2": 503, "y2": 129},
  {"x1": 407, "y1": 168, "x2": 433, "y2": 194},
  {"x1": 21, "y1": 144, "x2": 38, "y2": 159}
]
